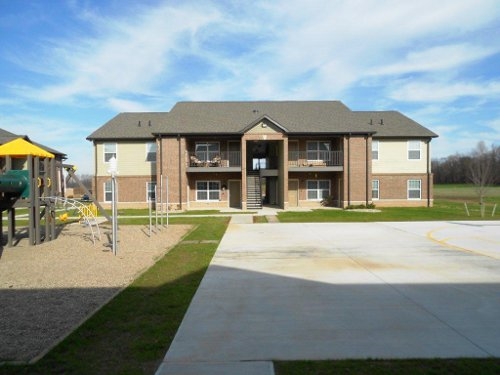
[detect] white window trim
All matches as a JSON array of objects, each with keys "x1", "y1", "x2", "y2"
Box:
[
  {"x1": 306, "y1": 179, "x2": 331, "y2": 201},
  {"x1": 372, "y1": 140, "x2": 379, "y2": 161},
  {"x1": 306, "y1": 141, "x2": 331, "y2": 161},
  {"x1": 104, "y1": 181, "x2": 112, "y2": 202},
  {"x1": 103, "y1": 142, "x2": 117, "y2": 163},
  {"x1": 372, "y1": 179, "x2": 380, "y2": 200},
  {"x1": 146, "y1": 182, "x2": 156, "y2": 202},
  {"x1": 408, "y1": 140, "x2": 421, "y2": 160},
  {"x1": 195, "y1": 142, "x2": 220, "y2": 162},
  {"x1": 196, "y1": 180, "x2": 221, "y2": 201},
  {"x1": 146, "y1": 142, "x2": 157, "y2": 163},
  {"x1": 407, "y1": 179, "x2": 422, "y2": 200}
]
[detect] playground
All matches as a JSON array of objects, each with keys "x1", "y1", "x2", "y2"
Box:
[{"x1": 0, "y1": 222, "x2": 191, "y2": 363}]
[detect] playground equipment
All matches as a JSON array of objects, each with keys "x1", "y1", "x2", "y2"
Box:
[{"x1": 0, "y1": 138, "x2": 103, "y2": 247}]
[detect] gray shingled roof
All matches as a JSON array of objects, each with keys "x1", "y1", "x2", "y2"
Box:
[
  {"x1": 87, "y1": 101, "x2": 438, "y2": 140},
  {"x1": 87, "y1": 113, "x2": 168, "y2": 140},
  {"x1": 353, "y1": 111, "x2": 438, "y2": 138}
]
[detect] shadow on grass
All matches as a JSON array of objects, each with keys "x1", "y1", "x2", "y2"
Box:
[{"x1": 0, "y1": 218, "x2": 227, "y2": 375}]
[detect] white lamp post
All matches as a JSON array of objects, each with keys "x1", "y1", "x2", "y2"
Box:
[{"x1": 107, "y1": 156, "x2": 118, "y2": 255}]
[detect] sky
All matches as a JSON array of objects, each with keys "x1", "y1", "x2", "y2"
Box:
[{"x1": 1, "y1": 0, "x2": 500, "y2": 175}]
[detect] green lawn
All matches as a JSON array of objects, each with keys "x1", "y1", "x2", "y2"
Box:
[
  {"x1": 0, "y1": 217, "x2": 228, "y2": 375},
  {"x1": 2, "y1": 187, "x2": 500, "y2": 374}
]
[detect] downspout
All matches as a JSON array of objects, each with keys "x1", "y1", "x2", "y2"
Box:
[
  {"x1": 347, "y1": 134, "x2": 351, "y2": 206},
  {"x1": 178, "y1": 134, "x2": 182, "y2": 210},
  {"x1": 427, "y1": 139, "x2": 431, "y2": 208},
  {"x1": 93, "y1": 141, "x2": 98, "y2": 201},
  {"x1": 365, "y1": 135, "x2": 369, "y2": 206},
  {"x1": 159, "y1": 135, "x2": 163, "y2": 212}
]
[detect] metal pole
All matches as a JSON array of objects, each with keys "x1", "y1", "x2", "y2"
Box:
[
  {"x1": 166, "y1": 176, "x2": 169, "y2": 227},
  {"x1": 111, "y1": 176, "x2": 117, "y2": 255},
  {"x1": 148, "y1": 197, "x2": 152, "y2": 237},
  {"x1": 154, "y1": 185, "x2": 158, "y2": 231}
]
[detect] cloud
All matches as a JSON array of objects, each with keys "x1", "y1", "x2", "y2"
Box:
[
  {"x1": 368, "y1": 44, "x2": 498, "y2": 76},
  {"x1": 14, "y1": 2, "x2": 223, "y2": 102},
  {"x1": 388, "y1": 80, "x2": 500, "y2": 102}
]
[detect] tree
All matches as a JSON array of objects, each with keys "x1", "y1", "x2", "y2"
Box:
[{"x1": 467, "y1": 141, "x2": 497, "y2": 216}]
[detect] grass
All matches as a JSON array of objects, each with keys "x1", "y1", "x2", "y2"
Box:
[
  {"x1": 2, "y1": 184, "x2": 500, "y2": 374},
  {"x1": 0, "y1": 217, "x2": 229, "y2": 375},
  {"x1": 278, "y1": 200, "x2": 499, "y2": 223},
  {"x1": 274, "y1": 358, "x2": 500, "y2": 375}
]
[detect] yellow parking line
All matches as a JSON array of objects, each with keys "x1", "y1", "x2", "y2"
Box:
[{"x1": 426, "y1": 227, "x2": 476, "y2": 254}]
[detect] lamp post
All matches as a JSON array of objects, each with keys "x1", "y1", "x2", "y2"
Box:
[{"x1": 108, "y1": 156, "x2": 118, "y2": 255}]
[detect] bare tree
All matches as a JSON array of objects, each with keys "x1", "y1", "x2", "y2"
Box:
[{"x1": 467, "y1": 141, "x2": 497, "y2": 216}]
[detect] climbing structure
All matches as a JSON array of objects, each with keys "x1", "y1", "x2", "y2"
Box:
[{"x1": 0, "y1": 138, "x2": 59, "y2": 246}]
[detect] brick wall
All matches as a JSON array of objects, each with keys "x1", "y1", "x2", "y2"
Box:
[
  {"x1": 343, "y1": 136, "x2": 370, "y2": 206},
  {"x1": 372, "y1": 173, "x2": 433, "y2": 207}
]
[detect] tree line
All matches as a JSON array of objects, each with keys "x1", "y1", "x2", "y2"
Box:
[{"x1": 432, "y1": 142, "x2": 500, "y2": 186}]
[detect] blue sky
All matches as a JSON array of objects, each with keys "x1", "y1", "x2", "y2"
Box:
[{"x1": 1, "y1": 0, "x2": 500, "y2": 174}]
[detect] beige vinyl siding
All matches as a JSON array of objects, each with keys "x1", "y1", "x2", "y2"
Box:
[
  {"x1": 96, "y1": 141, "x2": 156, "y2": 176},
  {"x1": 247, "y1": 120, "x2": 281, "y2": 134},
  {"x1": 372, "y1": 139, "x2": 428, "y2": 174}
]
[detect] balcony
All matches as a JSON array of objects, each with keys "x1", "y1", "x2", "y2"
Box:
[
  {"x1": 186, "y1": 151, "x2": 241, "y2": 172},
  {"x1": 288, "y1": 151, "x2": 343, "y2": 171}
]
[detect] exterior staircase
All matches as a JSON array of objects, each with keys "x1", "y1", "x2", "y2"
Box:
[{"x1": 246, "y1": 170, "x2": 262, "y2": 209}]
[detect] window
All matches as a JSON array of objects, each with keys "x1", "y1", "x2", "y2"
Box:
[
  {"x1": 307, "y1": 180, "x2": 330, "y2": 200},
  {"x1": 104, "y1": 143, "x2": 117, "y2": 162},
  {"x1": 196, "y1": 181, "x2": 220, "y2": 201},
  {"x1": 408, "y1": 179, "x2": 421, "y2": 199},
  {"x1": 146, "y1": 142, "x2": 157, "y2": 162},
  {"x1": 147, "y1": 182, "x2": 156, "y2": 202},
  {"x1": 372, "y1": 140, "x2": 379, "y2": 160},
  {"x1": 372, "y1": 180, "x2": 379, "y2": 200},
  {"x1": 408, "y1": 140, "x2": 421, "y2": 160},
  {"x1": 104, "y1": 181, "x2": 112, "y2": 202},
  {"x1": 307, "y1": 141, "x2": 330, "y2": 161},
  {"x1": 195, "y1": 142, "x2": 219, "y2": 162}
]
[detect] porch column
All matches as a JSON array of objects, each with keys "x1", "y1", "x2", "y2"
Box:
[{"x1": 241, "y1": 139, "x2": 247, "y2": 210}]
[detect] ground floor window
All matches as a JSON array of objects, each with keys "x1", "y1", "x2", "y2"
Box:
[
  {"x1": 104, "y1": 181, "x2": 112, "y2": 202},
  {"x1": 372, "y1": 180, "x2": 379, "y2": 200},
  {"x1": 408, "y1": 179, "x2": 421, "y2": 199},
  {"x1": 307, "y1": 180, "x2": 330, "y2": 200},
  {"x1": 196, "y1": 181, "x2": 220, "y2": 201},
  {"x1": 147, "y1": 182, "x2": 156, "y2": 202}
]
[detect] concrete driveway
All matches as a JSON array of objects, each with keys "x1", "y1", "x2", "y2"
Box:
[{"x1": 156, "y1": 220, "x2": 500, "y2": 375}]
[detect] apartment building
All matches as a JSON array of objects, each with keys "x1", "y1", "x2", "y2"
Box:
[{"x1": 87, "y1": 101, "x2": 438, "y2": 210}]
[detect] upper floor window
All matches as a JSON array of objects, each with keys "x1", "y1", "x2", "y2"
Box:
[
  {"x1": 372, "y1": 140, "x2": 379, "y2": 160},
  {"x1": 307, "y1": 141, "x2": 330, "y2": 161},
  {"x1": 195, "y1": 142, "x2": 219, "y2": 162},
  {"x1": 408, "y1": 140, "x2": 421, "y2": 160},
  {"x1": 146, "y1": 142, "x2": 157, "y2": 162},
  {"x1": 104, "y1": 143, "x2": 117, "y2": 162}
]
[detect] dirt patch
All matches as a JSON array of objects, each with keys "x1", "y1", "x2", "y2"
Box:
[{"x1": 0, "y1": 222, "x2": 192, "y2": 363}]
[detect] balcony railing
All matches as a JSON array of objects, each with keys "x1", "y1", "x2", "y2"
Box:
[
  {"x1": 187, "y1": 151, "x2": 241, "y2": 168},
  {"x1": 288, "y1": 151, "x2": 343, "y2": 167}
]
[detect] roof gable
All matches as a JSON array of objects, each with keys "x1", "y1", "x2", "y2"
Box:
[{"x1": 242, "y1": 115, "x2": 289, "y2": 134}]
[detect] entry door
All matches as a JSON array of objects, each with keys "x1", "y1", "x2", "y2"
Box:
[
  {"x1": 288, "y1": 179, "x2": 299, "y2": 207},
  {"x1": 229, "y1": 180, "x2": 241, "y2": 208}
]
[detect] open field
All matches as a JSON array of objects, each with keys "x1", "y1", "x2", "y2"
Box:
[{"x1": 434, "y1": 184, "x2": 500, "y2": 201}]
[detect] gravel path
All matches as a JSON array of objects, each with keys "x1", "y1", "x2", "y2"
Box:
[{"x1": 0, "y1": 222, "x2": 191, "y2": 363}]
